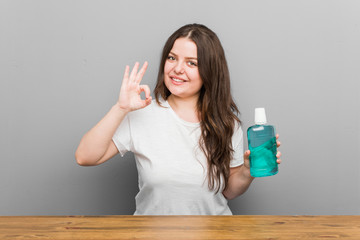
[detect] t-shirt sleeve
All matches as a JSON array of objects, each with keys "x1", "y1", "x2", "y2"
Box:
[
  {"x1": 112, "y1": 114, "x2": 132, "y2": 157},
  {"x1": 230, "y1": 123, "x2": 244, "y2": 168}
]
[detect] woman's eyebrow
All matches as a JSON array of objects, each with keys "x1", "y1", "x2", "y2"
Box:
[{"x1": 170, "y1": 51, "x2": 197, "y2": 60}]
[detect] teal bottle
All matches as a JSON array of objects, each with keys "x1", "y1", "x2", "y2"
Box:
[{"x1": 247, "y1": 108, "x2": 278, "y2": 177}]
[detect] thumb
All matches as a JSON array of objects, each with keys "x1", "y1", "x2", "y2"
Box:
[
  {"x1": 243, "y1": 150, "x2": 251, "y2": 169},
  {"x1": 244, "y1": 150, "x2": 250, "y2": 160}
]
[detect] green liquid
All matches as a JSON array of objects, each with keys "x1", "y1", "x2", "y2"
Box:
[{"x1": 247, "y1": 125, "x2": 278, "y2": 177}]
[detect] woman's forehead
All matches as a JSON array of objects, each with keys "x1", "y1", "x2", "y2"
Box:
[{"x1": 170, "y1": 38, "x2": 198, "y2": 58}]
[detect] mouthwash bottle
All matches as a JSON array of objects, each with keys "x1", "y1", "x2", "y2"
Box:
[{"x1": 247, "y1": 108, "x2": 278, "y2": 177}]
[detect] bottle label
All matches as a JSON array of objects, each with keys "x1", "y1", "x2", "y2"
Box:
[{"x1": 249, "y1": 137, "x2": 278, "y2": 177}]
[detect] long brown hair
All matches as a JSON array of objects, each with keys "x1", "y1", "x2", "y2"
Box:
[{"x1": 154, "y1": 24, "x2": 241, "y2": 193}]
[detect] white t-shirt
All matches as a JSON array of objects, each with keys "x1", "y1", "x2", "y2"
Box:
[{"x1": 112, "y1": 99, "x2": 244, "y2": 215}]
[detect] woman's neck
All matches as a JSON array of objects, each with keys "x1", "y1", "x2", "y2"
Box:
[{"x1": 167, "y1": 94, "x2": 201, "y2": 123}]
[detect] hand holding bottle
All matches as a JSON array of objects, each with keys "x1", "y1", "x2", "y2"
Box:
[{"x1": 116, "y1": 61, "x2": 152, "y2": 113}]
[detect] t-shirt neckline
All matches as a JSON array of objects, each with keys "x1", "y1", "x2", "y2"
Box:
[{"x1": 162, "y1": 100, "x2": 201, "y2": 127}]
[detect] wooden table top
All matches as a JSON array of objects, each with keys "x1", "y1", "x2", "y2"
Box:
[{"x1": 0, "y1": 215, "x2": 359, "y2": 239}]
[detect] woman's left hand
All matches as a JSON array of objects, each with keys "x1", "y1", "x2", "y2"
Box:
[
  {"x1": 243, "y1": 134, "x2": 282, "y2": 170},
  {"x1": 224, "y1": 134, "x2": 281, "y2": 199}
]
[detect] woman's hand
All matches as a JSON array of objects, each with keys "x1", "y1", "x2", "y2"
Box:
[
  {"x1": 116, "y1": 61, "x2": 152, "y2": 112},
  {"x1": 224, "y1": 135, "x2": 281, "y2": 199},
  {"x1": 243, "y1": 133, "x2": 282, "y2": 171}
]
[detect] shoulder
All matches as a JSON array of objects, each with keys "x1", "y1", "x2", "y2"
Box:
[
  {"x1": 233, "y1": 120, "x2": 243, "y2": 135},
  {"x1": 232, "y1": 120, "x2": 244, "y2": 145}
]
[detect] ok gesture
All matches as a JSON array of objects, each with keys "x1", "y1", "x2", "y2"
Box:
[{"x1": 117, "y1": 62, "x2": 152, "y2": 113}]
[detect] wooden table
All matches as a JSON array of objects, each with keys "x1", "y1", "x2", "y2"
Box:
[{"x1": 0, "y1": 215, "x2": 359, "y2": 239}]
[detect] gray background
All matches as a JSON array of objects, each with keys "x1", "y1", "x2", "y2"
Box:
[{"x1": 1, "y1": 0, "x2": 359, "y2": 215}]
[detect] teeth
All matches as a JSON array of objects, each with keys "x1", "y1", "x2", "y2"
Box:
[{"x1": 172, "y1": 77, "x2": 184, "y2": 82}]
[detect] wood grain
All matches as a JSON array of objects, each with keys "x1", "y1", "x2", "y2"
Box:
[{"x1": 0, "y1": 215, "x2": 359, "y2": 239}]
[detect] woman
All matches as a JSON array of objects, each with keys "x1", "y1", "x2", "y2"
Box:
[{"x1": 75, "y1": 23, "x2": 281, "y2": 215}]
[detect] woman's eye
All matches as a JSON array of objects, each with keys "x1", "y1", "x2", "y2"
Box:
[
  {"x1": 167, "y1": 56, "x2": 175, "y2": 61},
  {"x1": 188, "y1": 61, "x2": 197, "y2": 67}
]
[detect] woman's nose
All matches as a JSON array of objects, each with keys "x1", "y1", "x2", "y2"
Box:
[{"x1": 174, "y1": 61, "x2": 185, "y2": 74}]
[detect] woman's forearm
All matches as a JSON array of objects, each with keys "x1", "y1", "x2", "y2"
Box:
[
  {"x1": 75, "y1": 103, "x2": 128, "y2": 165},
  {"x1": 223, "y1": 165, "x2": 255, "y2": 200}
]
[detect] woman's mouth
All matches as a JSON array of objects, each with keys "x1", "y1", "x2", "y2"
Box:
[{"x1": 170, "y1": 76, "x2": 187, "y2": 85}]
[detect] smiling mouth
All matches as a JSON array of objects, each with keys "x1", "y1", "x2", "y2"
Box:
[{"x1": 170, "y1": 76, "x2": 187, "y2": 83}]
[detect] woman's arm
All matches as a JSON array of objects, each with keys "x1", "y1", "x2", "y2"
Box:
[
  {"x1": 75, "y1": 62, "x2": 151, "y2": 166},
  {"x1": 75, "y1": 104, "x2": 128, "y2": 166},
  {"x1": 222, "y1": 151, "x2": 254, "y2": 200},
  {"x1": 223, "y1": 135, "x2": 281, "y2": 200}
]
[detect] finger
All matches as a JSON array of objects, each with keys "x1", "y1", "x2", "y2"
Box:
[
  {"x1": 277, "y1": 141, "x2": 281, "y2": 148},
  {"x1": 129, "y1": 62, "x2": 140, "y2": 82},
  {"x1": 276, "y1": 134, "x2": 279, "y2": 139},
  {"x1": 139, "y1": 84, "x2": 151, "y2": 99},
  {"x1": 244, "y1": 150, "x2": 250, "y2": 159},
  {"x1": 144, "y1": 96, "x2": 152, "y2": 107},
  {"x1": 277, "y1": 158, "x2": 282, "y2": 164},
  {"x1": 276, "y1": 151, "x2": 281, "y2": 158},
  {"x1": 135, "y1": 61, "x2": 148, "y2": 84},
  {"x1": 123, "y1": 65, "x2": 130, "y2": 84}
]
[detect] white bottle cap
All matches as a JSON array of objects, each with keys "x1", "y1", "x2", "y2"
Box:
[{"x1": 255, "y1": 108, "x2": 267, "y2": 125}]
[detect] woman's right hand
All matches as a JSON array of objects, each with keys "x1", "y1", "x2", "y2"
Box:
[{"x1": 116, "y1": 61, "x2": 152, "y2": 113}]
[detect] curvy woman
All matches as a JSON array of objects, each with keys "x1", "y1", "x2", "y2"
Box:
[{"x1": 75, "y1": 24, "x2": 282, "y2": 215}]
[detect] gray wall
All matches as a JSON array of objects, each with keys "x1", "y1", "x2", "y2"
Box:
[{"x1": 1, "y1": 0, "x2": 359, "y2": 215}]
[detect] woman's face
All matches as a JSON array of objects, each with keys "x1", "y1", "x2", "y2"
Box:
[{"x1": 164, "y1": 37, "x2": 203, "y2": 101}]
